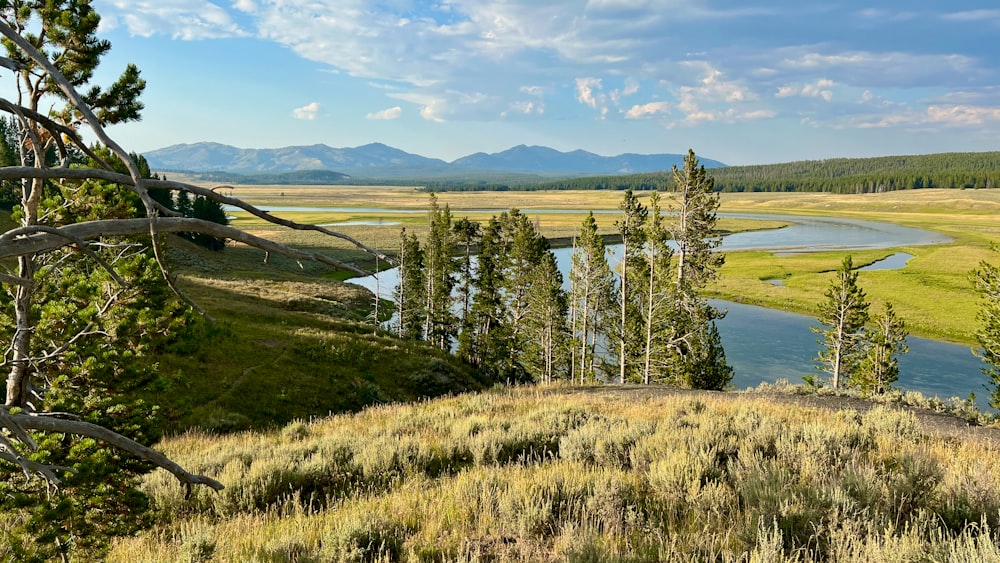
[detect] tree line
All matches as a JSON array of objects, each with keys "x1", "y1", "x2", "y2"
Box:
[
  {"x1": 425, "y1": 151, "x2": 1000, "y2": 194},
  {"x1": 393, "y1": 151, "x2": 733, "y2": 389}
]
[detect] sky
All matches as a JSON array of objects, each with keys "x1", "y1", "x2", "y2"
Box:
[{"x1": 77, "y1": 0, "x2": 1000, "y2": 166}]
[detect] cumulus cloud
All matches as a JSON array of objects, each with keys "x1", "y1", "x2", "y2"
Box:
[
  {"x1": 927, "y1": 105, "x2": 1000, "y2": 126},
  {"x1": 575, "y1": 78, "x2": 603, "y2": 109},
  {"x1": 624, "y1": 101, "x2": 669, "y2": 119},
  {"x1": 366, "y1": 106, "x2": 403, "y2": 120},
  {"x1": 96, "y1": 0, "x2": 247, "y2": 39},
  {"x1": 776, "y1": 79, "x2": 835, "y2": 101},
  {"x1": 292, "y1": 102, "x2": 321, "y2": 120}
]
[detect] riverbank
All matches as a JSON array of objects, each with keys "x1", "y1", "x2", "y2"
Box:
[{"x1": 713, "y1": 189, "x2": 1000, "y2": 346}]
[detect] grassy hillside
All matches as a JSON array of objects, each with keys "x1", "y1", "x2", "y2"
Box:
[
  {"x1": 109, "y1": 386, "x2": 1000, "y2": 561},
  {"x1": 135, "y1": 237, "x2": 490, "y2": 433}
]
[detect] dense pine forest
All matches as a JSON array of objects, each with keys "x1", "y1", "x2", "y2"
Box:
[{"x1": 427, "y1": 151, "x2": 1000, "y2": 194}]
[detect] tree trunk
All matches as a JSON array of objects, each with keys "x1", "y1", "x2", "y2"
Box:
[
  {"x1": 619, "y1": 235, "x2": 627, "y2": 385},
  {"x1": 6, "y1": 256, "x2": 34, "y2": 408}
]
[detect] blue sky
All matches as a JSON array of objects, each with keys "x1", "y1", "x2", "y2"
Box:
[{"x1": 87, "y1": 1, "x2": 1000, "y2": 165}]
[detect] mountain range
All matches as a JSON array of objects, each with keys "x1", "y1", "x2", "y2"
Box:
[{"x1": 145, "y1": 142, "x2": 725, "y2": 179}]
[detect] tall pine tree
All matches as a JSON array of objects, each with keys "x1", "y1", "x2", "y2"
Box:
[
  {"x1": 813, "y1": 255, "x2": 870, "y2": 389},
  {"x1": 423, "y1": 194, "x2": 457, "y2": 350},
  {"x1": 616, "y1": 190, "x2": 647, "y2": 384},
  {"x1": 664, "y1": 150, "x2": 731, "y2": 389},
  {"x1": 569, "y1": 212, "x2": 615, "y2": 383}
]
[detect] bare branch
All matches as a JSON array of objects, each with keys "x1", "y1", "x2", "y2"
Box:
[
  {"x1": 0, "y1": 217, "x2": 371, "y2": 275},
  {"x1": 4, "y1": 223, "x2": 128, "y2": 286},
  {"x1": 9, "y1": 413, "x2": 224, "y2": 492},
  {"x1": 0, "y1": 165, "x2": 395, "y2": 265}
]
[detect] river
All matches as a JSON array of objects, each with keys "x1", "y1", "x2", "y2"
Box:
[{"x1": 345, "y1": 212, "x2": 987, "y2": 408}]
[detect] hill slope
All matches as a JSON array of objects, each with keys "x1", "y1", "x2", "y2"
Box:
[{"x1": 111, "y1": 385, "x2": 1000, "y2": 561}]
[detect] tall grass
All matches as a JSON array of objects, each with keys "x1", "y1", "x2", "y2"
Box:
[{"x1": 109, "y1": 386, "x2": 1000, "y2": 561}]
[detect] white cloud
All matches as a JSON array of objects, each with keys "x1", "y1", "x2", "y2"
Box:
[
  {"x1": 942, "y1": 10, "x2": 1000, "y2": 23},
  {"x1": 624, "y1": 101, "x2": 669, "y2": 119},
  {"x1": 927, "y1": 105, "x2": 1000, "y2": 126},
  {"x1": 366, "y1": 106, "x2": 403, "y2": 120},
  {"x1": 575, "y1": 77, "x2": 603, "y2": 109},
  {"x1": 292, "y1": 102, "x2": 321, "y2": 120},
  {"x1": 776, "y1": 79, "x2": 835, "y2": 101},
  {"x1": 95, "y1": 0, "x2": 247, "y2": 39},
  {"x1": 232, "y1": 0, "x2": 256, "y2": 13}
]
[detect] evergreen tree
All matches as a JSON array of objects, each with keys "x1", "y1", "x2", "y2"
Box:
[
  {"x1": 971, "y1": 245, "x2": 1000, "y2": 407},
  {"x1": 681, "y1": 321, "x2": 733, "y2": 391},
  {"x1": 664, "y1": 150, "x2": 731, "y2": 388},
  {"x1": 670, "y1": 149, "x2": 724, "y2": 296},
  {"x1": 569, "y1": 212, "x2": 615, "y2": 383},
  {"x1": 812, "y1": 255, "x2": 870, "y2": 389},
  {"x1": 394, "y1": 227, "x2": 425, "y2": 340},
  {"x1": 615, "y1": 190, "x2": 647, "y2": 384},
  {"x1": 460, "y1": 216, "x2": 520, "y2": 380},
  {"x1": 641, "y1": 191, "x2": 674, "y2": 384},
  {"x1": 452, "y1": 217, "x2": 481, "y2": 331},
  {"x1": 503, "y1": 210, "x2": 549, "y2": 344},
  {"x1": 189, "y1": 195, "x2": 229, "y2": 250},
  {"x1": 856, "y1": 302, "x2": 908, "y2": 395},
  {"x1": 423, "y1": 194, "x2": 457, "y2": 350},
  {"x1": 174, "y1": 189, "x2": 193, "y2": 217},
  {"x1": 522, "y1": 252, "x2": 571, "y2": 384}
]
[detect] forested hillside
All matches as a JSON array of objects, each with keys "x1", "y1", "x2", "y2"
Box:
[{"x1": 427, "y1": 151, "x2": 1000, "y2": 194}]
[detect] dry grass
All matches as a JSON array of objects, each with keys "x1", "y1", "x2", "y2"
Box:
[{"x1": 108, "y1": 386, "x2": 1000, "y2": 562}]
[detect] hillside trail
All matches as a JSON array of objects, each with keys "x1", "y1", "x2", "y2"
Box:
[{"x1": 542, "y1": 385, "x2": 1000, "y2": 446}]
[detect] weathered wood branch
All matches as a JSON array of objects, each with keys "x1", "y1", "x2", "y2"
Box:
[
  {"x1": 0, "y1": 217, "x2": 370, "y2": 275},
  {"x1": 8, "y1": 412, "x2": 223, "y2": 493},
  {"x1": 0, "y1": 166, "x2": 395, "y2": 265}
]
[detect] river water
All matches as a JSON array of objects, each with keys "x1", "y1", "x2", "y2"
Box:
[{"x1": 345, "y1": 212, "x2": 987, "y2": 408}]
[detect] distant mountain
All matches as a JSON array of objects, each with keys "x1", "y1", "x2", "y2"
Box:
[
  {"x1": 145, "y1": 142, "x2": 724, "y2": 179},
  {"x1": 452, "y1": 145, "x2": 725, "y2": 174},
  {"x1": 145, "y1": 142, "x2": 449, "y2": 177}
]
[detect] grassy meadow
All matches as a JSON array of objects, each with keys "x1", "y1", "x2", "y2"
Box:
[{"x1": 107, "y1": 386, "x2": 1000, "y2": 561}]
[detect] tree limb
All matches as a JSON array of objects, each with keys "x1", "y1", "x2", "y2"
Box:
[
  {"x1": 0, "y1": 217, "x2": 370, "y2": 275},
  {"x1": 9, "y1": 412, "x2": 224, "y2": 493}
]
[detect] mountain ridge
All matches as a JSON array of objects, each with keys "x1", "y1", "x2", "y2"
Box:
[{"x1": 144, "y1": 142, "x2": 725, "y2": 178}]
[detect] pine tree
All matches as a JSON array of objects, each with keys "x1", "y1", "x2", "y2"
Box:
[
  {"x1": 522, "y1": 252, "x2": 571, "y2": 384},
  {"x1": 460, "y1": 216, "x2": 520, "y2": 380},
  {"x1": 503, "y1": 210, "x2": 549, "y2": 344},
  {"x1": 670, "y1": 149, "x2": 724, "y2": 296},
  {"x1": 452, "y1": 217, "x2": 481, "y2": 331},
  {"x1": 664, "y1": 151, "x2": 731, "y2": 388},
  {"x1": 423, "y1": 194, "x2": 457, "y2": 350},
  {"x1": 856, "y1": 302, "x2": 908, "y2": 395},
  {"x1": 813, "y1": 255, "x2": 870, "y2": 389},
  {"x1": 616, "y1": 190, "x2": 647, "y2": 384},
  {"x1": 971, "y1": 245, "x2": 1000, "y2": 407},
  {"x1": 641, "y1": 191, "x2": 674, "y2": 384},
  {"x1": 569, "y1": 212, "x2": 615, "y2": 383},
  {"x1": 394, "y1": 227, "x2": 425, "y2": 340},
  {"x1": 682, "y1": 320, "x2": 733, "y2": 391}
]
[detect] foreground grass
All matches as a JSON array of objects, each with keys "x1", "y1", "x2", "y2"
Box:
[{"x1": 108, "y1": 386, "x2": 1000, "y2": 562}]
